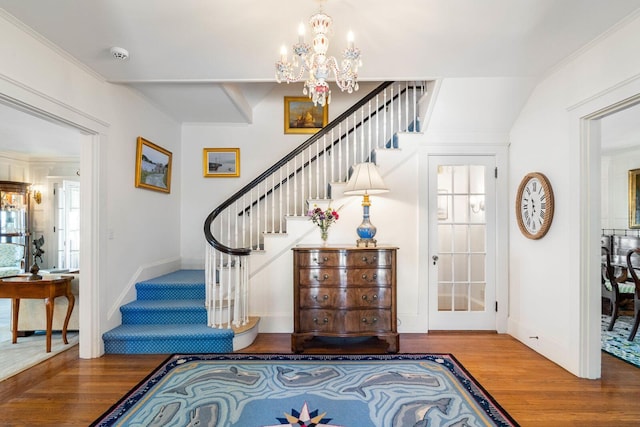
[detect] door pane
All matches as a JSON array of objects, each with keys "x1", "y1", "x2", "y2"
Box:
[{"x1": 434, "y1": 163, "x2": 487, "y2": 315}]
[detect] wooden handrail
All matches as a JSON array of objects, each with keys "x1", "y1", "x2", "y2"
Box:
[{"x1": 203, "y1": 81, "x2": 396, "y2": 255}]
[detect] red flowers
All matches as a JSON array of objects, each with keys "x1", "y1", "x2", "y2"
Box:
[{"x1": 307, "y1": 206, "x2": 339, "y2": 230}]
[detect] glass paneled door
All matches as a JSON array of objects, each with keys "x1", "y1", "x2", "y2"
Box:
[{"x1": 428, "y1": 156, "x2": 496, "y2": 330}]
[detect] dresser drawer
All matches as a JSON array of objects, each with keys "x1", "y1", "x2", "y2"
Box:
[
  {"x1": 300, "y1": 287, "x2": 391, "y2": 309},
  {"x1": 347, "y1": 250, "x2": 393, "y2": 267},
  {"x1": 296, "y1": 251, "x2": 345, "y2": 267},
  {"x1": 298, "y1": 268, "x2": 391, "y2": 286},
  {"x1": 299, "y1": 309, "x2": 392, "y2": 333},
  {"x1": 296, "y1": 249, "x2": 393, "y2": 267}
]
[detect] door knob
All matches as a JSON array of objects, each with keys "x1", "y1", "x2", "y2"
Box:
[{"x1": 432, "y1": 255, "x2": 439, "y2": 265}]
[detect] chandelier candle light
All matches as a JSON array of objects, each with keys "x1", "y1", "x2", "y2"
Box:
[
  {"x1": 275, "y1": 1, "x2": 362, "y2": 106},
  {"x1": 344, "y1": 162, "x2": 389, "y2": 248}
]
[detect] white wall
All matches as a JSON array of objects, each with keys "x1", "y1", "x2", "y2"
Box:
[
  {"x1": 602, "y1": 147, "x2": 640, "y2": 230},
  {"x1": 0, "y1": 13, "x2": 182, "y2": 357},
  {"x1": 509, "y1": 13, "x2": 640, "y2": 376}
]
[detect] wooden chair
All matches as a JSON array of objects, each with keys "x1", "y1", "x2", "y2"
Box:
[
  {"x1": 600, "y1": 246, "x2": 636, "y2": 331},
  {"x1": 625, "y1": 248, "x2": 640, "y2": 341}
]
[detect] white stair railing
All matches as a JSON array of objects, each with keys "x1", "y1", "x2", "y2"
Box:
[{"x1": 204, "y1": 81, "x2": 426, "y2": 329}]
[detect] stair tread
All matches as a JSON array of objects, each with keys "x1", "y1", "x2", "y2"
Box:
[
  {"x1": 103, "y1": 323, "x2": 234, "y2": 339},
  {"x1": 138, "y1": 269, "x2": 205, "y2": 286},
  {"x1": 121, "y1": 299, "x2": 206, "y2": 310}
]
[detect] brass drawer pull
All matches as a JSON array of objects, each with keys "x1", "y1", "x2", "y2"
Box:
[
  {"x1": 361, "y1": 317, "x2": 378, "y2": 324},
  {"x1": 362, "y1": 294, "x2": 378, "y2": 302},
  {"x1": 313, "y1": 273, "x2": 330, "y2": 281},
  {"x1": 361, "y1": 255, "x2": 378, "y2": 265},
  {"x1": 313, "y1": 256, "x2": 329, "y2": 265},
  {"x1": 314, "y1": 317, "x2": 329, "y2": 324},
  {"x1": 361, "y1": 273, "x2": 378, "y2": 281},
  {"x1": 313, "y1": 294, "x2": 329, "y2": 301}
]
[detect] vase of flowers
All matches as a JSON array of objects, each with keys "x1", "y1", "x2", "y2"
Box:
[{"x1": 307, "y1": 205, "x2": 339, "y2": 244}]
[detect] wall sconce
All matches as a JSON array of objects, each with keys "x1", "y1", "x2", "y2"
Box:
[
  {"x1": 470, "y1": 195, "x2": 485, "y2": 214},
  {"x1": 32, "y1": 188, "x2": 42, "y2": 204}
]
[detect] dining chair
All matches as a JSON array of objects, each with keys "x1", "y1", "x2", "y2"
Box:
[
  {"x1": 602, "y1": 246, "x2": 631, "y2": 330},
  {"x1": 624, "y1": 248, "x2": 640, "y2": 341}
]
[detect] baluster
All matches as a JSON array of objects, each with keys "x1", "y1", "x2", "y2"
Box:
[
  {"x1": 330, "y1": 129, "x2": 335, "y2": 184},
  {"x1": 316, "y1": 138, "x2": 320, "y2": 198},
  {"x1": 226, "y1": 252, "x2": 232, "y2": 327},
  {"x1": 226, "y1": 208, "x2": 231, "y2": 251},
  {"x1": 367, "y1": 100, "x2": 372, "y2": 156},
  {"x1": 383, "y1": 88, "x2": 388, "y2": 149},
  {"x1": 286, "y1": 162, "x2": 290, "y2": 217},
  {"x1": 244, "y1": 257, "x2": 249, "y2": 324},
  {"x1": 293, "y1": 155, "x2": 298, "y2": 216},
  {"x1": 233, "y1": 199, "x2": 238, "y2": 249},
  {"x1": 359, "y1": 108, "x2": 364, "y2": 163},
  {"x1": 307, "y1": 147, "x2": 312, "y2": 203},
  {"x1": 263, "y1": 180, "x2": 267, "y2": 235},
  {"x1": 351, "y1": 113, "x2": 357, "y2": 164},
  {"x1": 323, "y1": 135, "x2": 328, "y2": 198},
  {"x1": 339, "y1": 122, "x2": 344, "y2": 180},
  {"x1": 402, "y1": 81, "x2": 407, "y2": 131},
  {"x1": 271, "y1": 174, "x2": 275, "y2": 233},
  {"x1": 412, "y1": 81, "x2": 417, "y2": 131},
  {"x1": 391, "y1": 84, "x2": 396, "y2": 141},
  {"x1": 233, "y1": 254, "x2": 240, "y2": 326},
  {"x1": 301, "y1": 151, "x2": 306, "y2": 215}
]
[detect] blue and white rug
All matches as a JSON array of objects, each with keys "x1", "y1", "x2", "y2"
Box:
[
  {"x1": 92, "y1": 353, "x2": 518, "y2": 427},
  {"x1": 601, "y1": 314, "x2": 640, "y2": 368}
]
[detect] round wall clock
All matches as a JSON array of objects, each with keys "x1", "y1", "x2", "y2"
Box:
[{"x1": 516, "y1": 172, "x2": 555, "y2": 240}]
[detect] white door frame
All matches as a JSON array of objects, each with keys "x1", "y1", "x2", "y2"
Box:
[
  {"x1": 0, "y1": 76, "x2": 108, "y2": 359},
  {"x1": 571, "y1": 78, "x2": 640, "y2": 378},
  {"x1": 419, "y1": 143, "x2": 509, "y2": 333}
]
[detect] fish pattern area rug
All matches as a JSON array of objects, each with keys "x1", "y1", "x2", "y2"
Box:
[
  {"x1": 92, "y1": 353, "x2": 518, "y2": 427},
  {"x1": 601, "y1": 314, "x2": 640, "y2": 368}
]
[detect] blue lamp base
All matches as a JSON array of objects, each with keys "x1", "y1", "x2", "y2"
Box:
[{"x1": 356, "y1": 196, "x2": 378, "y2": 247}]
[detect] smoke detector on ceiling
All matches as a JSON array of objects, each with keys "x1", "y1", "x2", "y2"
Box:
[{"x1": 110, "y1": 46, "x2": 129, "y2": 60}]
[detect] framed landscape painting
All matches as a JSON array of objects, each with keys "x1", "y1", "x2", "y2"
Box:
[
  {"x1": 629, "y1": 168, "x2": 640, "y2": 228},
  {"x1": 284, "y1": 96, "x2": 328, "y2": 134},
  {"x1": 135, "y1": 137, "x2": 172, "y2": 193},
  {"x1": 203, "y1": 148, "x2": 240, "y2": 178}
]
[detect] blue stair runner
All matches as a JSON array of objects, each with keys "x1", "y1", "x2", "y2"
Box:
[{"x1": 102, "y1": 270, "x2": 234, "y2": 354}]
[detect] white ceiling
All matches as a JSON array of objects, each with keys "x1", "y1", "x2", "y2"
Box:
[{"x1": 0, "y1": 0, "x2": 639, "y2": 156}]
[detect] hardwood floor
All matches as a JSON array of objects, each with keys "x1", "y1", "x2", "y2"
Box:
[{"x1": 0, "y1": 333, "x2": 638, "y2": 426}]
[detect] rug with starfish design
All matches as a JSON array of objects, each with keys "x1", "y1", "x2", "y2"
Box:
[{"x1": 91, "y1": 353, "x2": 518, "y2": 426}]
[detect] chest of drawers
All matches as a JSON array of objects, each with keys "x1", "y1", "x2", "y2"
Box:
[{"x1": 292, "y1": 246, "x2": 398, "y2": 353}]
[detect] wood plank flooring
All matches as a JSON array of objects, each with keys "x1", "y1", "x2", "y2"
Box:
[{"x1": 0, "y1": 332, "x2": 639, "y2": 426}]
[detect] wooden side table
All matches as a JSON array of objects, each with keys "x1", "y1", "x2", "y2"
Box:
[{"x1": 0, "y1": 275, "x2": 75, "y2": 352}]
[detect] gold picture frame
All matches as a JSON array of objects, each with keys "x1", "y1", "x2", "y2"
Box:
[
  {"x1": 135, "y1": 137, "x2": 172, "y2": 193},
  {"x1": 284, "y1": 96, "x2": 328, "y2": 134},
  {"x1": 629, "y1": 168, "x2": 640, "y2": 228},
  {"x1": 203, "y1": 148, "x2": 240, "y2": 178}
]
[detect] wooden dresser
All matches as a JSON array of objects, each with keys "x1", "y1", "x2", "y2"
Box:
[{"x1": 292, "y1": 245, "x2": 398, "y2": 353}]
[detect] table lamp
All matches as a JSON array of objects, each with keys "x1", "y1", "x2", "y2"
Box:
[{"x1": 343, "y1": 162, "x2": 389, "y2": 247}]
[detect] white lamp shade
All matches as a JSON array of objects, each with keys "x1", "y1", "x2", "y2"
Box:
[{"x1": 343, "y1": 163, "x2": 389, "y2": 195}]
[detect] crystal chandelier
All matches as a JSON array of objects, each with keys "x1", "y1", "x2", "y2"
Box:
[{"x1": 275, "y1": 2, "x2": 362, "y2": 106}]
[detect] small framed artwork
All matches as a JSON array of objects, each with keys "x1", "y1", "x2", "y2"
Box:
[
  {"x1": 284, "y1": 96, "x2": 328, "y2": 134},
  {"x1": 203, "y1": 148, "x2": 240, "y2": 178},
  {"x1": 629, "y1": 168, "x2": 640, "y2": 228},
  {"x1": 135, "y1": 137, "x2": 172, "y2": 193}
]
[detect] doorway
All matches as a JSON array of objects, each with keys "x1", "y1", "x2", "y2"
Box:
[{"x1": 428, "y1": 155, "x2": 497, "y2": 330}]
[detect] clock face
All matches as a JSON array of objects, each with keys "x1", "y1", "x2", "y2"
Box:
[{"x1": 516, "y1": 173, "x2": 554, "y2": 239}]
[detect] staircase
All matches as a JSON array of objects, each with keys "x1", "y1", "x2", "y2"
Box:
[
  {"x1": 102, "y1": 270, "x2": 258, "y2": 354},
  {"x1": 103, "y1": 81, "x2": 427, "y2": 354}
]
